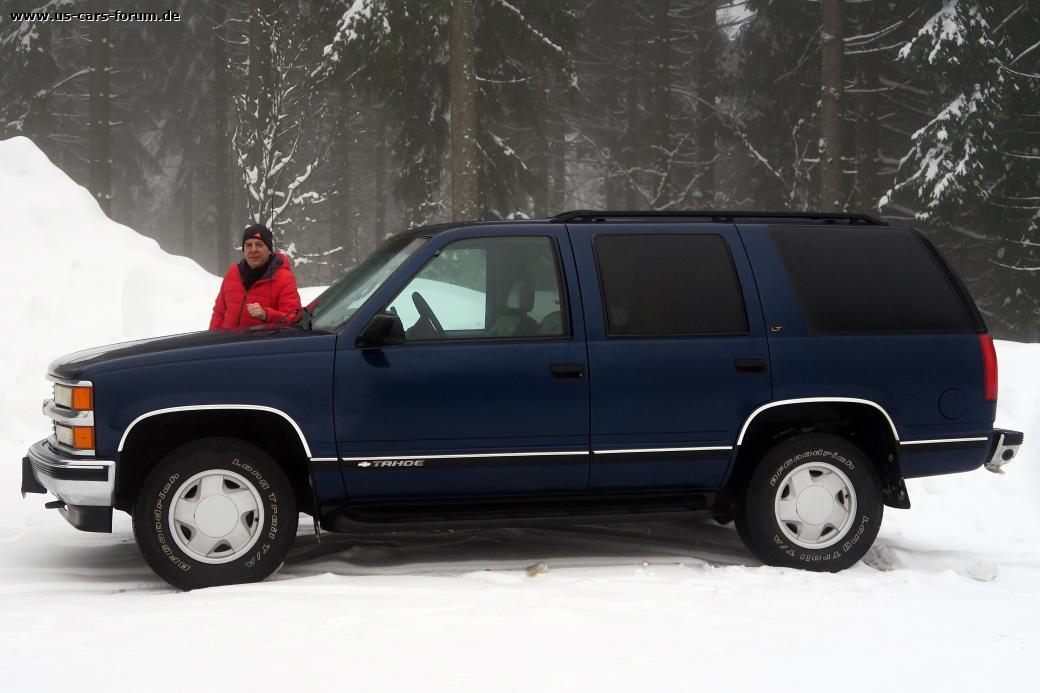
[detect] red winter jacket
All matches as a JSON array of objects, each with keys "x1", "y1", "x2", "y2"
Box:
[{"x1": 209, "y1": 252, "x2": 302, "y2": 329}]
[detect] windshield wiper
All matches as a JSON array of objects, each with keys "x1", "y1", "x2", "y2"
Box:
[{"x1": 278, "y1": 304, "x2": 315, "y2": 331}]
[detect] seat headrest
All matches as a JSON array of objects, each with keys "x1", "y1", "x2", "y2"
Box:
[{"x1": 505, "y1": 277, "x2": 535, "y2": 313}]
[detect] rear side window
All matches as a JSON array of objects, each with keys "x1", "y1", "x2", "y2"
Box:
[
  {"x1": 770, "y1": 226, "x2": 975, "y2": 334},
  {"x1": 594, "y1": 234, "x2": 748, "y2": 336}
]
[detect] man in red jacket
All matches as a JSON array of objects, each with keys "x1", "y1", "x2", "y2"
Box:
[{"x1": 209, "y1": 224, "x2": 302, "y2": 329}]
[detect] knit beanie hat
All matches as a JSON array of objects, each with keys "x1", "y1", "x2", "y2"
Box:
[{"x1": 242, "y1": 223, "x2": 273, "y2": 251}]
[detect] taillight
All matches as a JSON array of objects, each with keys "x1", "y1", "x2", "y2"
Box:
[{"x1": 979, "y1": 333, "x2": 998, "y2": 402}]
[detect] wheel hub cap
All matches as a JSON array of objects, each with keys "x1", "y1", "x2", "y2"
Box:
[
  {"x1": 774, "y1": 462, "x2": 857, "y2": 550},
  {"x1": 168, "y1": 469, "x2": 265, "y2": 565},
  {"x1": 194, "y1": 495, "x2": 238, "y2": 537},
  {"x1": 795, "y1": 486, "x2": 834, "y2": 525}
]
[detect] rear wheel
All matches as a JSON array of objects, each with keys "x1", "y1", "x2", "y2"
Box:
[
  {"x1": 132, "y1": 437, "x2": 297, "y2": 590},
  {"x1": 736, "y1": 433, "x2": 882, "y2": 571}
]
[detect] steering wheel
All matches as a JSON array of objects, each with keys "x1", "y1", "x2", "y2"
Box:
[{"x1": 411, "y1": 291, "x2": 445, "y2": 338}]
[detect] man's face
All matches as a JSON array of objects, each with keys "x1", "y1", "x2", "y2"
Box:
[{"x1": 243, "y1": 238, "x2": 272, "y2": 269}]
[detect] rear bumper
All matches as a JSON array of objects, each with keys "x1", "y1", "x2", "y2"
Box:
[
  {"x1": 22, "y1": 438, "x2": 114, "y2": 532},
  {"x1": 984, "y1": 428, "x2": 1024, "y2": 474}
]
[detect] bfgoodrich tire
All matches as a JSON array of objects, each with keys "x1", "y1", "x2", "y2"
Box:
[
  {"x1": 132, "y1": 437, "x2": 297, "y2": 590},
  {"x1": 736, "y1": 434, "x2": 882, "y2": 572}
]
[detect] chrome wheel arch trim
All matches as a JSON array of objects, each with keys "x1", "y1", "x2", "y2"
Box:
[
  {"x1": 117, "y1": 404, "x2": 313, "y2": 457},
  {"x1": 736, "y1": 397, "x2": 900, "y2": 446}
]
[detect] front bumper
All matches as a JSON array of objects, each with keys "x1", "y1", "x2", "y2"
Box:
[
  {"x1": 22, "y1": 438, "x2": 114, "y2": 532},
  {"x1": 984, "y1": 428, "x2": 1024, "y2": 474}
]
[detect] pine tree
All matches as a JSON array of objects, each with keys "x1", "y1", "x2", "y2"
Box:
[
  {"x1": 882, "y1": 1, "x2": 1040, "y2": 339},
  {"x1": 727, "y1": 0, "x2": 820, "y2": 209},
  {"x1": 321, "y1": 0, "x2": 577, "y2": 225},
  {"x1": 0, "y1": 0, "x2": 69, "y2": 140},
  {"x1": 232, "y1": 6, "x2": 326, "y2": 253},
  {"x1": 879, "y1": 1, "x2": 1006, "y2": 224}
]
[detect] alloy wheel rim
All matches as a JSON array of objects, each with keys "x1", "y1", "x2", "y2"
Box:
[
  {"x1": 773, "y1": 462, "x2": 857, "y2": 550},
  {"x1": 168, "y1": 469, "x2": 264, "y2": 564}
]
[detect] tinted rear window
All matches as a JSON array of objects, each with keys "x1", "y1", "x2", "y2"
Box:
[
  {"x1": 770, "y1": 226, "x2": 975, "y2": 334},
  {"x1": 594, "y1": 234, "x2": 748, "y2": 336}
]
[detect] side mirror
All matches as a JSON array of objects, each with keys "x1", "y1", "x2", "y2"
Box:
[{"x1": 355, "y1": 312, "x2": 405, "y2": 349}]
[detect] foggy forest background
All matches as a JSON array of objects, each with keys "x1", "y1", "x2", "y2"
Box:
[{"x1": 1, "y1": 0, "x2": 1038, "y2": 340}]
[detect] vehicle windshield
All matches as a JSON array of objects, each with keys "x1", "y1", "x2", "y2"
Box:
[{"x1": 310, "y1": 235, "x2": 427, "y2": 331}]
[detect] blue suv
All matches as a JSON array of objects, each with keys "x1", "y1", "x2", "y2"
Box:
[{"x1": 22, "y1": 211, "x2": 1023, "y2": 589}]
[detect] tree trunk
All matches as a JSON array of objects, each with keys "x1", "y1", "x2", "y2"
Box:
[
  {"x1": 247, "y1": 4, "x2": 273, "y2": 224},
  {"x1": 650, "y1": 0, "x2": 672, "y2": 208},
  {"x1": 180, "y1": 101, "x2": 195, "y2": 259},
  {"x1": 532, "y1": 82, "x2": 550, "y2": 218},
  {"x1": 623, "y1": 18, "x2": 640, "y2": 209},
  {"x1": 532, "y1": 113, "x2": 549, "y2": 213},
  {"x1": 856, "y1": 50, "x2": 880, "y2": 211},
  {"x1": 88, "y1": 0, "x2": 111, "y2": 216},
  {"x1": 334, "y1": 85, "x2": 355, "y2": 263},
  {"x1": 374, "y1": 106, "x2": 387, "y2": 239},
  {"x1": 214, "y1": 4, "x2": 231, "y2": 273},
  {"x1": 549, "y1": 126, "x2": 567, "y2": 214},
  {"x1": 182, "y1": 170, "x2": 194, "y2": 258},
  {"x1": 696, "y1": 2, "x2": 717, "y2": 208},
  {"x1": 28, "y1": 22, "x2": 55, "y2": 142},
  {"x1": 604, "y1": 155, "x2": 620, "y2": 209},
  {"x1": 449, "y1": 0, "x2": 478, "y2": 220},
  {"x1": 820, "y1": 0, "x2": 844, "y2": 211}
]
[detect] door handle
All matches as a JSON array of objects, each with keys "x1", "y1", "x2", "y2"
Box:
[
  {"x1": 734, "y1": 358, "x2": 768, "y2": 373},
  {"x1": 550, "y1": 363, "x2": 584, "y2": 379}
]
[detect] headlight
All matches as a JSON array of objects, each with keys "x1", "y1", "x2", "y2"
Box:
[
  {"x1": 54, "y1": 384, "x2": 93, "y2": 410},
  {"x1": 54, "y1": 423, "x2": 95, "y2": 450}
]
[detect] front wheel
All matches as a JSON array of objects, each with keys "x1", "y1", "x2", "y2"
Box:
[
  {"x1": 736, "y1": 433, "x2": 882, "y2": 572},
  {"x1": 132, "y1": 437, "x2": 297, "y2": 590}
]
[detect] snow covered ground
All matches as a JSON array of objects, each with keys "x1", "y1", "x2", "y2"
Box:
[{"x1": 0, "y1": 136, "x2": 1036, "y2": 691}]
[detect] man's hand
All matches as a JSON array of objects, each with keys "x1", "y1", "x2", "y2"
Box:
[{"x1": 246, "y1": 303, "x2": 267, "y2": 321}]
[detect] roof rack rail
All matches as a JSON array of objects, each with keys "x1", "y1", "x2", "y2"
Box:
[{"x1": 551, "y1": 210, "x2": 886, "y2": 225}]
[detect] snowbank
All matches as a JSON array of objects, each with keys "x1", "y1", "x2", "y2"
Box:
[
  {"x1": 0, "y1": 137, "x2": 321, "y2": 524},
  {"x1": 1, "y1": 136, "x2": 221, "y2": 470}
]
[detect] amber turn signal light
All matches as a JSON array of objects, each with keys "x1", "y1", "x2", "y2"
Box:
[
  {"x1": 71, "y1": 387, "x2": 93, "y2": 410},
  {"x1": 72, "y1": 426, "x2": 95, "y2": 450}
]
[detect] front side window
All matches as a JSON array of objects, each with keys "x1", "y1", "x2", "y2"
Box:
[
  {"x1": 310, "y1": 235, "x2": 427, "y2": 331},
  {"x1": 387, "y1": 236, "x2": 566, "y2": 341},
  {"x1": 594, "y1": 233, "x2": 748, "y2": 337}
]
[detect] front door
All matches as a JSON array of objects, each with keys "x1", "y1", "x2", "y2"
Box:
[
  {"x1": 334, "y1": 228, "x2": 590, "y2": 499},
  {"x1": 568, "y1": 223, "x2": 772, "y2": 491}
]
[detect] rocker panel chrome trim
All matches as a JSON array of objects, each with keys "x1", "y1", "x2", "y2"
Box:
[
  {"x1": 594, "y1": 446, "x2": 732, "y2": 455},
  {"x1": 899, "y1": 437, "x2": 988, "y2": 445},
  {"x1": 737, "y1": 397, "x2": 900, "y2": 446},
  {"x1": 341, "y1": 450, "x2": 588, "y2": 462},
  {"x1": 118, "y1": 405, "x2": 313, "y2": 457}
]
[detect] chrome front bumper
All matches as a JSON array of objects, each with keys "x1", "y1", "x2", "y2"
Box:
[
  {"x1": 22, "y1": 438, "x2": 114, "y2": 531},
  {"x1": 984, "y1": 429, "x2": 1024, "y2": 474}
]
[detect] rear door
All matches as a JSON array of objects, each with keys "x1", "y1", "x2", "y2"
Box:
[{"x1": 568, "y1": 223, "x2": 772, "y2": 490}]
